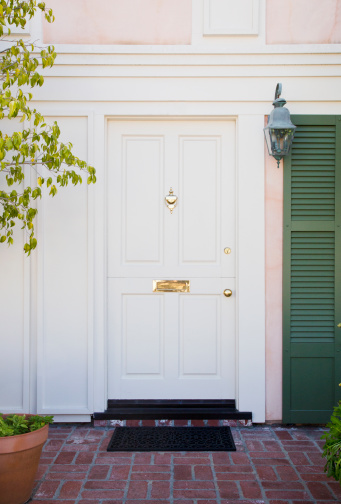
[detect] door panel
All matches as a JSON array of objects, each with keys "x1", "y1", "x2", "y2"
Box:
[
  {"x1": 108, "y1": 278, "x2": 236, "y2": 399},
  {"x1": 124, "y1": 294, "x2": 164, "y2": 376},
  {"x1": 124, "y1": 136, "x2": 164, "y2": 264},
  {"x1": 180, "y1": 137, "x2": 220, "y2": 263},
  {"x1": 107, "y1": 120, "x2": 236, "y2": 400},
  {"x1": 108, "y1": 121, "x2": 235, "y2": 278},
  {"x1": 180, "y1": 295, "x2": 220, "y2": 375}
]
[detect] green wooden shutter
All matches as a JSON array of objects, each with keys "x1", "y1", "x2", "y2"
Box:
[{"x1": 283, "y1": 115, "x2": 341, "y2": 424}]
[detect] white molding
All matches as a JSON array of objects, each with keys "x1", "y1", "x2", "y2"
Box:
[
  {"x1": 42, "y1": 43, "x2": 341, "y2": 55},
  {"x1": 51, "y1": 414, "x2": 91, "y2": 423},
  {"x1": 93, "y1": 114, "x2": 107, "y2": 413},
  {"x1": 236, "y1": 115, "x2": 265, "y2": 422},
  {"x1": 41, "y1": 53, "x2": 341, "y2": 66},
  {"x1": 36, "y1": 153, "x2": 45, "y2": 414},
  {"x1": 30, "y1": 76, "x2": 341, "y2": 105},
  {"x1": 203, "y1": 0, "x2": 259, "y2": 36},
  {"x1": 37, "y1": 112, "x2": 94, "y2": 415},
  {"x1": 33, "y1": 102, "x2": 341, "y2": 117},
  {"x1": 38, "y1": 64, "x2": 341, "y2": 79},
  {"x1": 87, "y1": 112, "x2": 95, "y2": 414},
  {"x1": 22, "y1": 164, "x2": 31, "y2": 413}
]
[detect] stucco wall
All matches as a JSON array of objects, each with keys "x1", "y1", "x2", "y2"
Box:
[
  {"x1": 265, "y1": 136, "x2": 283, "y2": 421},
  {"x1": 267, "y1": 0, "x2": 341, "y2": 44},
  {"x1": 43, "y1": 0, "x2": 192, "y2": 45}
]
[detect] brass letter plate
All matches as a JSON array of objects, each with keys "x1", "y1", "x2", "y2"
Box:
[{"x1": 153, "y1": 280, "x2": 190, "y2": 293}]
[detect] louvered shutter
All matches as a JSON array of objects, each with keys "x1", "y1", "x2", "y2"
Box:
[{"x1": 283, "y1": 115, "x2": 341, "y2": 424}]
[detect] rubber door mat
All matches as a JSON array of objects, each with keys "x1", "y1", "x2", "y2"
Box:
[{"x1": 107, "y1": 426, "x2": 236, "y2": 452}]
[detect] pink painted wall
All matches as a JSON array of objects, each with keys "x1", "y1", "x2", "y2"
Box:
[
  {"x1": 267, "y1": 0, "x2": 341, "y2": 44},
  {"x1": 265, "y1": 130, "x2": 283, "y2": 421},
  {"x1": 43, "y1": 0, "x2": 192, "y2": 45}
]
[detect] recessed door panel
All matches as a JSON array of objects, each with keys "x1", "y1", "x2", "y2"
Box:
[
  {"x1": 181, "y1": 137, "x2": 220, "y2": 264},
  {"x1": 180, "y1": 295, "x2": 219, "y2": 376},
  {"x1": 123, "y1": 136, "x2": 164, "y2": 264},
  {"x1": 123, "y1": 294, "x2": 164, "y2": 376}
]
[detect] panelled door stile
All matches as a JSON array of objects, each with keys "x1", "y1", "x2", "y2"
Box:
[{"x1": 283, "y1": 115, "x2": 341, "y2": 423}]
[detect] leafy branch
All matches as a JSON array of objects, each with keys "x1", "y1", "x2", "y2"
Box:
[
  {"x1": 321, "y1": 395, "x2": 341, "y2": 485},
  {"x1": 0, "y1": 1, "x2": 96, "y2": 254}
]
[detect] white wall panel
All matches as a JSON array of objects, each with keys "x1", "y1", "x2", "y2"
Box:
[
  {"x1": 0, "y1": 119, "x2": 29, "y2": 413},
  {"x1": 204, "y1": 0, "x2": 259, "y2": 35},
  {"x1": 37, "y1": 116, "x2": 92, "y2": 413},
  {"x1": 0, "y1": 218, "x2": 28, "y2": 411}
]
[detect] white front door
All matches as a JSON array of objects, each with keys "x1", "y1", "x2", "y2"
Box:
[{"x1": 107, "y1": 120, "x2": 236, "y2": 399}]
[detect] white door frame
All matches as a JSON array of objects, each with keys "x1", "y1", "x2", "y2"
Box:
[{"x1": 93, "y1": 114, "x2": 265, "y2": 423}]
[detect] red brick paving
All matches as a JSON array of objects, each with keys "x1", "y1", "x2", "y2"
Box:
[{"x1": 30, "y1": 423, "x2": 340, "y2": 503}]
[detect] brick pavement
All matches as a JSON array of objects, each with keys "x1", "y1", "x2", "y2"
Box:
[{"x1": 30, "y1": 422, "x2": 341, "y2": 504}]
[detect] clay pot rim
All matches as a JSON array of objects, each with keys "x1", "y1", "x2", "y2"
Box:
[{"x1": 0, "y1": 423, "x2": 49, "y2": 454}]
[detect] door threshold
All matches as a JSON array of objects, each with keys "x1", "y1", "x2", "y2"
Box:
[{"x1": 94, "y1": 399, "x2": 252, "y2": 421}]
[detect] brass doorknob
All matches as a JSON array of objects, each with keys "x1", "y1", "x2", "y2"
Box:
[
  {"x1": 338, "y1": 323, "x2": 341, "y2": 328},
  {"x1": 223, "y1": 289, "x2": 232, "y2": 298}
]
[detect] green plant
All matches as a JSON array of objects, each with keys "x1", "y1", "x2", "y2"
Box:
[
  {"x1": 0, "y1": 413, "x2": 53, "y2": 437},
  {"x1": 0, "y1": 1, "x2": 96, "y2": 255},
  {"x1": 321, "y1": 400, "x2": 341, "y2": 485}
]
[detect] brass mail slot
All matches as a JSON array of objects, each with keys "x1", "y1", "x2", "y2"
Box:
[{"x1": 153, "y1": 280, "x2": 190, "y2": 293}]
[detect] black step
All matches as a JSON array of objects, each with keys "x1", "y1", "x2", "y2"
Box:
[{"x1": 94, "y1": 399, "x2": 252, "y2": 420}]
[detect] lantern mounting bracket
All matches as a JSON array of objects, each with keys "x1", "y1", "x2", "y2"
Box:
[{"x1": 274, "y1": 83, "x2": 282, "y2": 100}]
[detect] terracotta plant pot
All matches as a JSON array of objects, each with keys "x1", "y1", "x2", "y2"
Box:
[{"x1": 0, "y1": 423, "x2": 49, "y2": 504}]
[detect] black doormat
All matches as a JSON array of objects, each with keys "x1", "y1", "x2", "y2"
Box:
[{"x1": 107, "y1": 426, "x2": 236, "y2": 452}]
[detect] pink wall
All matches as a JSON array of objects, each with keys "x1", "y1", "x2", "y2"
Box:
[
  {"x1": 265, "y1": 132, "x2": 283, "y2": 421},
  {"x1": 43, "y1": 0, "x2": 192, "y2": 45},
  {"x1": 267, "y1": 0, "x2": 341, "y2": 44}
]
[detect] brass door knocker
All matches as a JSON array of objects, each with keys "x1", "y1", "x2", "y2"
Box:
[{"x1": 165, "y1": 187, "x2": 178, "y2": 214}]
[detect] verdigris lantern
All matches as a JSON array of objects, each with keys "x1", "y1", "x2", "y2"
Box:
[{"x1": 264, "y1": 83, "x2": 296, "y2": 168}]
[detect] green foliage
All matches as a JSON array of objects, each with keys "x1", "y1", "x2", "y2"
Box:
[
  {"x1": 0, "y1": 1, "x2": 96, "y2": 254},
  {"x1": 321, "y1": 401, "x2": 341, "y2": 485},
  {"x1": 0, "y1": 413, "x2": 53, "y2": 437}
]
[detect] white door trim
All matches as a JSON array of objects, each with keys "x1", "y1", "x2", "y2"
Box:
[{"x1": 94, "y1": 114, "x2": 265, "y2": 422}]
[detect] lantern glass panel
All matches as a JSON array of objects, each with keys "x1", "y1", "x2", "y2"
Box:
[
  {"x1": 264, "y1": 123, "x2": 272, "y2": 156},
  {"x1": 264, "y1": 126, "x2": 295, "y2": 158},
  {"x1": 272, "y1": 128, "x2": 294, "y2": 156}
]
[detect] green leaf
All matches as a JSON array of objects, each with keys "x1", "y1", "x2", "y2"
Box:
[
  {"x1": 0, "y1": 414, "x2": 54, "y2": 437},
  {"x1": 0, "y1": 1, "x2": 96, "y2": 255}
]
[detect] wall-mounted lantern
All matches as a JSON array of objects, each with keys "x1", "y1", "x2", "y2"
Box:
[{"x1": 264, "y1": 83, "x2": 296, "y2": 168}]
